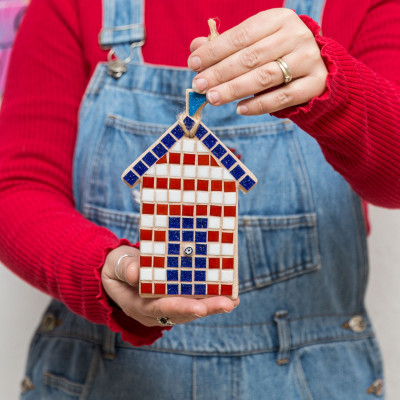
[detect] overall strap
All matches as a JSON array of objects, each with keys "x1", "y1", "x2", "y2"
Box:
[
  {"x1": 284, "y1": 0, "x2": 326, "y2": 25},
  {"x1": 99, "y1": 0, "x2": 145, "y2": 62}
]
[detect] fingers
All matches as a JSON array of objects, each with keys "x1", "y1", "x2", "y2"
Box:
[
  {"x1": 189, "y1": 36, "x2": 208, "y2": 53},
  {"x1": 236, "y1": 74, "x2": 327, "y2": 115}
]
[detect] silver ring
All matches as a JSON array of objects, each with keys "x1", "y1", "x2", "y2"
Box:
[
  {"x1": 115, "y1": 254, "x2": 135, "y2": 281},
  {"x1": 157, "y1": 317, "x2": 176, "y2": 327},
  {"x1": 275, "y1": 57, "x2": 293, "y2": 84}
]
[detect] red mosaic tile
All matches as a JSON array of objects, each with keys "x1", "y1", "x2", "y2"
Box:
[
  {"x1": 211, "y1": 180, "x2": 223, "y2": 191},
  {"x1": 220, "y1": 285, "x2": 233, "y2": 296},
  {"x1": 222, "y1": 232, "x2": 234, "y2": 243},
  {"x1": 154, "y1": 283, "x2": 166, "y2": 295},
  {"x1": 140, "y1": 229, "x2": 152, "y2": 241},
  {"x1": 170, "y1": 205, "x2": 181, "y2": 215},
  {"x1": 209, "y1": 258, "x2": 220, "y2": 269},
  {"x1": 224, "y1": 181, "x2": 236, "y2": 192},
  {"x1": 208, "y1": 231, "x2": 219, "y2": 242},
  {"x1": 210, "y1": 157, "x2": 219, "y2": 166},
  {"x1": 157, "y1": 154, "x2": 167, "y2": 164},
  {"x1": 142, "y1": 203, "x2": 155, "y2": 214},
  {"x1": 142, "y1": 176, "x2": 154, "y2": 188},
  {"x1": 169, "y1": 178, "x2": 181, "y2": 190},
  {"x1": 197, "y1": 180, "x2": 209, "y2": 191},
  {"x1": 157, "y1": 204, "x2": 168, "y2": 215},
  {"x1": 183, "y1": 179, "x2": 195, "y2": 190},
  {"x1": 210, "y1": 205, "x2": 222, "y2": 216},
  {"x1": 183, "y1": 154, "x2": 195, "y2": 165},
  {"x1": 207, "y1": 284, "x2": 219, "y2": 296},
  {"x1": 182, "y1": 205, "x2": 194, "y2": 216},
  {"x1": 224, "y1": 206, "x2": 236, "y2": 217},
  {"x1": 222, "y1": 258, "x2": 234, "y2": 269},
  {"x1": 154, "y1": 230, "x2": 166, "y2": 242},
  {"x1": 140, "y1": 256, "x2": 152, "y2": 267},
  {"x1": 141, "y1": 283, "x2": 153, "y2": 294},
  {"x1": 153, "y1": 257, "x2": 165, "y2": 268},
  {"x1": 196, "y1": 205, "x2": 208, "y2": 215},
  {"x1": 169, "y1": 152, "x2": 181, "y2": 164},
  {"x1": 198, "y1": 155, "x2": 210, "y2": 165},
  {"x1": 156, "y1": 177, "x2": 168, "y2": 189}
]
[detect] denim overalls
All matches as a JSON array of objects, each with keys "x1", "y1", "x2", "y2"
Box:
[{"x1": 21, "y1": 0, "x2": 385, "y2": 399}]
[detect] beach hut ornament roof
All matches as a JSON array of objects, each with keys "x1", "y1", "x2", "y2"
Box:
[{"x1": 121, "y1": 89, "x2": 257, "y2": 299}]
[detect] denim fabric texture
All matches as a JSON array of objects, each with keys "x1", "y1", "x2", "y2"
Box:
[{"x1": 21, "y1": 0, "x2": 385, "y2": 398}]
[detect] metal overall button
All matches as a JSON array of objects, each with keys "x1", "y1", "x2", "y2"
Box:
[
  {"x1": 20, "y1": 377, "x2": 35, "y2": 394},
  {"x1": 366, "y1": 379, "x2": 384, "y2": 396},
  {"x1": 342, "y1": 315, "x2": 366, "y2": 333},
  {"x1": 40, "y1": 313, "x2": 61, "y2": 332}
]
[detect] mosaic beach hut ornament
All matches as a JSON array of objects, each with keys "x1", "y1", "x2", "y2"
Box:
[{"x1": 121, "y1": 90, "x2": 257, "y2": 299}]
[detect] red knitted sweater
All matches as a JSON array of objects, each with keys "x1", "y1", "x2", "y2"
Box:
[{"x1": 0, "y1": 0, "x2": 399, "y2": 346}]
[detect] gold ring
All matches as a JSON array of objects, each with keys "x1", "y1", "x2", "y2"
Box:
[{"x1": 275, "y1": 57, "x2": 292, "y2": 84}]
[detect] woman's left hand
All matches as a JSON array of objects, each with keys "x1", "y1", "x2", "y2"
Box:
[{"x1": 188, "y1": 8, "x2": 328, "y2": 115}]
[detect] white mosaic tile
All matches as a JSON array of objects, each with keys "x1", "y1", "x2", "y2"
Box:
[
  {"x1": 155, "y1": 164, "x2": 168, "y2": 176},
  {"x1": 197, "y1": 191, "x2": 209, "y2": 204},
  {"x1": 197, "y1": 166, "x2": 210, "y2": 178},
  {"x1": 169, "y1": 165, "x2": 182, "y2": 177},
  {"x1": 224, "y1": 192, "x2": 237, "y2": 205},
  {"x1": 154, "y1": 215, "x2": 167, "y2": 227},
  {"x1": 140, "y1": 215, "x2": 154, "y2": 227},
  {"x1": 170, "y1": 140, "x2": 181, "y2": 151},
  {"x1": 145, "y1": 165, "x2": 155, "y2": 175},
  {"x1": 182, "y1": 191, "x2": 196, "y2": 203},
  {"x1": 208, "y1": 243, "x2": 221, "y2": 255},
  {"x1": 169, "y1": 190, "x2": 181, "y2": 203},
  {"x1": 210, "y1": 167, "x2": 223, "y2": 179},
  {"x1": 182, "y1": 140, "x2": 195, "y2": 152},
  {"x1": 222, "y1": 217, "x2": 235, "y2": 230},
  {"x1": 222, "y1": 243, "x2": 234, "y2": 256},
  {"x1": 142, "y1": 189, "x2": 154, "y2": 202},
  {"x1": 183, "y1": 165, "x2": 196, "y2": 178},
  {"x1": 221, "y1": 270, "x2": 234, "y2": 282},
  {"x1": 211, "y1": 192, "x2": 223, "y2": 204},
  {"x1": 196, "y1": 141, "x2": 209, "y2": 153},
  {"x1": 154, "y1": 268, "x2": 167, "y2": 281},
  {"x1": 208, "y1": 217, "x2": 221, "y2": 229},
  {"x1": 207, "y1": 269, "x2": 219, "y2": 282},
  {"x1": 140, "y1": 268, "x2": 152, "y2": 281},
  {"x1": 155, "y1": 189, "x2": 168, "y2": 202},
  {"x1": 223, "y1": 169, "x2": 235, "y2": 180},
  {"x1": 153, "y1": 242, "x2": 166, "y2": 255},
  {"x1": 140, "y1": 241, "x2": 153, "y2": 254}
]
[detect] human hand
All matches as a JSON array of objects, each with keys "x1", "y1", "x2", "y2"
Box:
[
  {"x1": 101, "y1": 245, "x2": 240, "y2": 327},
  {"x1": 188, "y1": 9, "x2": 328, "y2": 115}
]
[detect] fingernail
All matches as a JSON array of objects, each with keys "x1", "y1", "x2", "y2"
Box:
[
  {"x1": 237, "y1": 105, "x2": 248, "y2": 115},
  {"x1": 194, "y1": 314, "x2": 204, "y2": 318},
  {"x1": 223, "y1": 309, "x2": 232, "y2": 313},
  {"x1": 192, "y1": 78, "x2": 208, "y2": 93},
  {"x1": 207, "y1": 90, "x2": 220, "y2": 105},
  {"x1": 188, "y1": 56, "x2": 201, "y2": 70}
]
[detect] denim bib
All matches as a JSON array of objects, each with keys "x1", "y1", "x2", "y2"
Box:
[{"x1": 22, "y1": 1, "x2": 385, "y2": 399}]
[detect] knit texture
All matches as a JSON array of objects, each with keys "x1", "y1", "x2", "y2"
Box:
[{"x1": 0, "y1": 0, "x2": 399, "y2": 346}]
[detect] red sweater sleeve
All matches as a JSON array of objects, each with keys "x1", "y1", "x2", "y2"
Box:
[
  {"x1": 274, "y1": 1, "x2": 400, "y2": 208},
  {"x1": 0, "y1": 0, "x2": 165, "y2": 346}
]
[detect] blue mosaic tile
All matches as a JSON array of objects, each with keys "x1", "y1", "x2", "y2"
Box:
[
  {"x1": 195, "y1": 125, "x2": 208, "y2": 140},
  {"x1": 168, "y1": 244, "x2": 180, "y2": 255},
  {"x1": 194, "y1": 284, "x2": 206, "y2": 295},
  {"x1": 153, "y1": 143, "x2": 168, "y2": 158},
  {"x1": 167, "y1": 284, "x2": 179, "y2": 295},
  {"x1": 196, "y1": 218, "x2": 208, "y2": 229},
  {"x1": 167, "y1": 257, "x2": 179, "y2": 268},
  {"x1": 167, "y1": 270, "x2": 178, "y2": 281},
  {"x1": 182, "y1": 230, "x2": 194, "y2": 242},
  {"x1": 240, "y1": 175, "x2": 256, "y2": 191},
  {"x1": 195, "y1": 232, "x2": 207, "y2": 242},
  {"x1": 188, "y1": 91, "x2": 207, "y2": 116},
  {"x1": 181, "y1": 257, "x2": 192, "y2": 268},
  {"x1": 182, "y1": 218, "x2": 194, "y2": 229},
  {"x1": 133, "y1": 161, "x2": 148, "y2": 176},
  {"x1": 181, "y1": 270, "x2": 192, "y2": 282},
  {"x1": 184, "y1": 116, "x2": 195, "y2": 130},
  {"x1": 168, "y1": 230, "x2": 180, "y2": 242},
  {"x1": 123, "y1": 171, "x2": 138, "y2": 186},
  {"x1": 195, "y1": 258, "x2": 206, "y2": 268},
  {"x1": 143, "y1": 152, "x2": 157, "y2": 167},
  {"x1": 231, "y1": 165, "x2": 246, "y2": 180},
  {"x1": 195, "y1": 271, "x2": 206, "y2": 282},
  {"x1": 169, "y1": 217, "x2": 180, "y2": 229},
  {"x1": 161, "y1": 133, "x2": 176, "y2": 149},
  {"x1": 211, "y1": 144, "x2": 227, "y2": 159},
  {"x1": 171, "y1": 124, "x2": 185, "y2": 139},
  {"x1": 221, "y1": 154, "x2": 236, "y2": 169},
  {"x1": 181, "y1": 284, "x2": 192, "y2": 295},
  {"x1": 203, "y1": 133, "x2": 217, "y2": 149},
  {"x1": 196, "y1": 244, "x2": 207, "y2": 255}
]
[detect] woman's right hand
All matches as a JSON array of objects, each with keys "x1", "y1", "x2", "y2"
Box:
[{"x1": 101, "y1": 245, "x2": 240, "y2": 327}]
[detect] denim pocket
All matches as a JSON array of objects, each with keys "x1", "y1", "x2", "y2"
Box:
[{"x1": 83, "y1": 113, "x2": 321, "y2": 291}]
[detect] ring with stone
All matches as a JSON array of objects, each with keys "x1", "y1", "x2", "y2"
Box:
[
  {"x1": 275, "y1": 57, "x2": 293, "y2": 84},
  {"x1": 157, "y1": 317, "x2": 176, "y2": 327}
]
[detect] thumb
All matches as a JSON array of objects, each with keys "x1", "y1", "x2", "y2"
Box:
[{"x1": 105, "y1": 245, "x2": 140, "y2": 286}]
